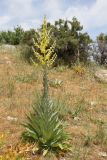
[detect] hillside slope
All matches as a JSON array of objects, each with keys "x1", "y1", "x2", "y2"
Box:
[{"x1": 0, "y1": 51, "x2": 107, "y2": 160}]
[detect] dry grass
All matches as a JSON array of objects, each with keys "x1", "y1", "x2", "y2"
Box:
[{"x1": 0, "y1": 50, "x2": 107, "y2": 159}]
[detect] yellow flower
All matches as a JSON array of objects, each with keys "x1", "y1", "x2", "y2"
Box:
[{"x1": 32, "y1": 16, "x2": 57, "y2": 68}]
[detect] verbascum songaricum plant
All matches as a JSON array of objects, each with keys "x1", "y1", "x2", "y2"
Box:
[
  {"x1": 22, "y1": 17, "x2": 70, "y2": 156},
  {"x1": 32, "y1": 16, "x2": 57, "y2": 99}
]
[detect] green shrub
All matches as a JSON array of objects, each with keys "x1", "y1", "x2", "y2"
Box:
[{"x1": 22, "y1": 96, "x2": 70, "y2": 155}]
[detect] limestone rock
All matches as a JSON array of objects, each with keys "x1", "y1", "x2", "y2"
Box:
[{"x1": 95, "y1": 69, "x2": 107, "y2": 83}]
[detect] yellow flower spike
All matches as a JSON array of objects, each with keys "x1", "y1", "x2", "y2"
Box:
[{"x1": 32, "y1": 16, "x2": 57, "y2": 68}]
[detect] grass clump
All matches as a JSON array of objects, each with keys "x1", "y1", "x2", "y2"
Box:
[
  {"x1": 7, "y1": 79, "x2": 15, "y2": 98},
  {"x1": 94, "y1": 121, "x2": 107, "y2": 146},
  {"x1": 15, "y1": 71, "x2": 38, "y2": 84},
  {"x1": 84, "y1": 134, "x2": 94, "y2": 147},
  {"x1": 19, "y1": 45, "x2": 34, "y2": 63},
  {"x1": 56, "y1": 65, "x2": 68, "y2": 72},
  {"x1": 0, "y1": 133, "x2": 5, "y2": 149}
]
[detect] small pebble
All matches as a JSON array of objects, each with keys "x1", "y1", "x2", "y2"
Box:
[
  {"x1": 74, "y1": 117, "x2": 80, "y2": 121},
  {"x1": 7, "y1": 116, "x2": 18, "y2": 122},
  {"x1": 98, "y1": 152, "x2": 107, "y2": 157}
]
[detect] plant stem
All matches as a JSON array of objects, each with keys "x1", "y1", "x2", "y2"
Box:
[{"x1": 42, "y1": 66, "x2": 49, "y2": 100}]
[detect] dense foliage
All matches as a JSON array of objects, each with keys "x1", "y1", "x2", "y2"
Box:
[
  {"x1": 47, "y1": 17, "x2": 91, "y2": 65},
  {"x1": 2, "y1": 18, "x2": 107, "y2": 66},
  {"x1": 0, "y1": 26, "x2": 24, "y2": 45},
  {"x1": 0, "y1": 17, "x2": 92, "y2": 65},
  {"x1": 97, "y1": 33, "x2": 107, "y2": 65}
]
